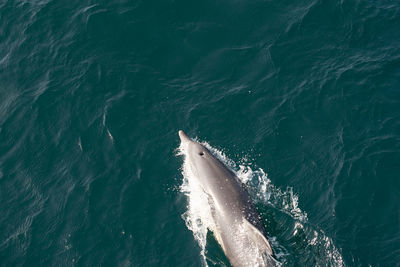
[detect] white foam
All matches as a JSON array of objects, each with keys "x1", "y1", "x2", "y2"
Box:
[{"x1": 178, "y1": 141, "x2": 215, "y2": 263}]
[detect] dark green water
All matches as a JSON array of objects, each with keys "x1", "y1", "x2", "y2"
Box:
[{"x1": 1, "y1": 0, "x2": 399, "y2": 266}]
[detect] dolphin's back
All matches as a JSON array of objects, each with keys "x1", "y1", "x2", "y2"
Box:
[{"x1": 199, "y1": 147, "x2": 276, "y2": 266}]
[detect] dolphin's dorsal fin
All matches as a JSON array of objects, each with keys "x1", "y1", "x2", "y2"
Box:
[{"x1": 243, "y1": 218, "x2": 274, "y2": 257}]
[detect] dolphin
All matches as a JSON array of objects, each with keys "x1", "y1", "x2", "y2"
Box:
[{"x1": 178, "y1": 130, "x2": 277, "y2": 267}]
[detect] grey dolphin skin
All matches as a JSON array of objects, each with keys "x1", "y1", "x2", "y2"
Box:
[{"x1": 179, "y1": 130, "x2": 277, "y2": 267}]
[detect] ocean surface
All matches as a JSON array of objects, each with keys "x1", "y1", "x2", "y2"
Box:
[{"x1": 1, "y1": 0, "x2": 399, "y2": 266}]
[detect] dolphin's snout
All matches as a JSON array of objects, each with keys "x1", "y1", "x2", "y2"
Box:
[{"x1": 178, "y1": 130, "x2": 191, "y2": 143}]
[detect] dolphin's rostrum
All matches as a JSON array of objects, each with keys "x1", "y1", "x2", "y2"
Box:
[{"x1": 178, "y1": 130, "x2": 277, "y2": 267}]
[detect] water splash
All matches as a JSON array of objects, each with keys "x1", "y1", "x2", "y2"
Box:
[
  {"x1": 178, "y1": 141, "x2": 215, "y2": 263},
  {"x1": 201, "y1": 142, "x2": 307, "y2": 222},
  {"x1": 178, "y1": 139, "x2": 344, "y2": 266}
]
